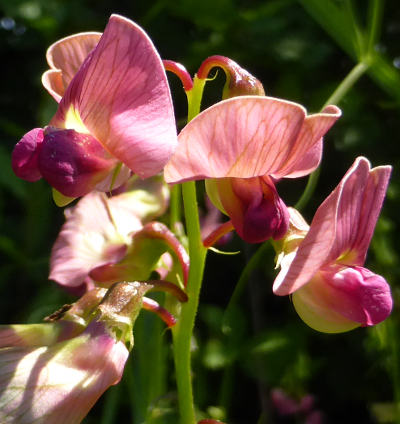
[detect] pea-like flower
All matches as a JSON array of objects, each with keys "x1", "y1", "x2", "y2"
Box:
[
  {"x1": 50, "y1": 177, "x2": 188, "y2": 294},
  {"x1": 164, "y1": 96, "x2": 341, "y2": 243},
  {"x1": 12, "y1": 15, "x2": 177, "y2": 204},
  {"x1": 0, "y1": 279, "x2": 187, "y2": 423},
  {"x1": 273, "y1": 157, "x2": 392, "y2": 333}
]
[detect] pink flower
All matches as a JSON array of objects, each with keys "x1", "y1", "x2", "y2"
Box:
[
  {"x1": 0, "y1": 287, "x2": 128, "y2": 424},
  {"x1": 273, "y1": 157, "x2": 392, "y2": 333},
  {"x1": 12, "y1": 15, "x2": 177, "y2": 203},
  {"x1": 50, "y1": 177, "x2": 188, "y2": 293},
  {"x1": 0, "y1": 279, "x2": 186, "y2": 423},
  {"x1": 164, "y1": 96, "x2": 340, "y2": 243}
]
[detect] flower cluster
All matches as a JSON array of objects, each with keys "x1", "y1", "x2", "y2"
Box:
[{"x1": 7, "y1": 13, "x2": 392, "y2": 424}]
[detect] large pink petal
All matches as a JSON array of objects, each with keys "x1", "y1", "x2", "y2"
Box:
[
  {"x1": 0, "y1": 321, "x2": 128, "y2": 424},
  {"x1": 165, "y1": 96, "x2": 307, "y2": 182},
  {"x1": 52, "y1": 15, "x2": 177, "y2": 178},
  {"x1": 165, "y1": 99, "x2": 340, "y2": 183}
]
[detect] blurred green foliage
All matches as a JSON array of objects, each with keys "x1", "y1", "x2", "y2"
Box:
[{"x1": 0, "y1": 0, "x2": 399, "y2": 423}]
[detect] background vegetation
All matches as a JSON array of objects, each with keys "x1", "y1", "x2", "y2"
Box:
[{"x1": 0, "y1": 0, "x2": 399, "y2": 423}]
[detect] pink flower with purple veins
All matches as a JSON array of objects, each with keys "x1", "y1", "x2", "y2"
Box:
[
  {"x1": 165, "y1": 96, "x2": 341, "y2": 244},
  {"x1": 12, "y1": 15, "x2": 177, "y2": 205},
  {"x1": 273, "y1": 157, "x2": 393, "y2": 333}
]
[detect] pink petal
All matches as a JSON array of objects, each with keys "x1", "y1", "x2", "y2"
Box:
[
  {"x1": 11, "y1": 128, "x2": 44, "y2": 182},
  {"x1": 292, "y1": 274, "x2": 361, "y2": 333},
  {"x1": 292, "y1": 265, "x2": 392, "y2": 332},
  {"x1": 283, "y1": 139, "x2": 322, "y2": 179},
  {"x1": 0, "y1": 322, "x2": 82, "y2": 348},
  {"x1": 273, "y1": 157, "x2": 391, "y2": 295},
  {"x1": 165, "y1": 96, "x2": 306, "y2": 182},
  {"x1": 352, "y1": 164, "x2": 392, "y2": 264},
  {"x1": 274, "y1": 105, "x2": 341, "y2": 178},
  {"x1": 42, "y1": 70, "x2": 64, "y2": 102},
  {"x1": 0, "y1": 321, "x2": 128, "y2": 424},
  {"x1": 50, "y1": 192, "x2": 142, "y2": 288},
  {"x1": 273, "y1": 185, "x2": 339, "y2": 295},
  {"x1": 44, "y1": 32, "x2": 101, "y2": 99},
  {"x1": 165, "y1": 99, "x2": 340, "y2": 183},
  {"x1": 52, "y1": 15, "x2": 177, "y2": 178}
]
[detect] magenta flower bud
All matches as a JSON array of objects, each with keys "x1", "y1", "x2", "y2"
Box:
[
  {"x1": 39, "y1": 128, "x2": 117, "y2": 197},
  {"x1": 11, "y1": 128, "x2": 44, "y2": 182},
  {"x1": 197, "y1": 55, "x2": 265, "y2": 98}
]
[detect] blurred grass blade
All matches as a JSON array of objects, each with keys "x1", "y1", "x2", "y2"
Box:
[{"x1": 298, "y1": 0, "x2": 358, "y2": 58}]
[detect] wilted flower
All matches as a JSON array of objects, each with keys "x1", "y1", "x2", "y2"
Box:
[
  {"x1": 273, "y1": 157, "x2": 392, "y2": 333},
  {"x1": 12, "y1": 14, "x2": 177, "y2": 204},
  {"x1": 165, "y1": 95, "x2": 340, "y2": 243}
]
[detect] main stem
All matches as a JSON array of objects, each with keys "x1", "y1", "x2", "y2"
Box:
[
  {"x1": 173, "y1": 182, "x2": 207, "y2": 424},
  {"x1": 172, "y1": 76, "x2": 208, "y2": 424}
]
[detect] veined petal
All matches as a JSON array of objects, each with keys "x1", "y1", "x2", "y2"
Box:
[
  {"x1": 273, "y1": 157, "x2": 390, "y2": 295},
  {"x1": 165, "y1": 96, "x2": 306, "y2": 182},
  {"x1": 0, "y1": 321, "x2": 128, "y2": 424},
  {"x1": 50, "y1": 192, "x2": 142, "y2": 288},
  {"x1": 43, "y1": 32, "x2": 101, "y2": 100},
  {"x1": 273, "y1": 184, "x2": 339, "y2": 295},
  {"x1": 352, "y1": 164, "x2": 392, "y2": 264},
  {"x1": 42, "y1": 70, "x2": 64, "y2": 103},
  {"x1": 52, "y1": 14, "x2": 177, "y2": 178},
  {"x1": 274, "y1": 105, "x2": 341, "y2": 178}
]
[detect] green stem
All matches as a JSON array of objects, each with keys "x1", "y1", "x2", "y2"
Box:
[
  {"x1": 172, "y1": 76, "x2": 208, "y2": 424},
  {"x1": 367, "y1": 0, "x2": 384, "y2": 56},
  {"x1": 170, "y1": 184, "x2": 182, "y2": 231},
  {"x1": 296, "y1": 61, "x2": 369, "y2": 210},
  {"x1": 172, "y1": 181, "x2": 207, "y2": 424},
  {"x1": 322, "y1": 61, "x2": 369, "y2": 108}
]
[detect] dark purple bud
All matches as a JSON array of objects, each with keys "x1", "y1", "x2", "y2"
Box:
[{"x1": 38, "y1": 128, "x2": 117, "y2": 197}]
